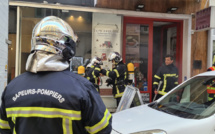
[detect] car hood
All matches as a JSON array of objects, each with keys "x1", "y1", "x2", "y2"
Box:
[{"x1": 111, "y1": 104, "x2": 211, "y2": 134}]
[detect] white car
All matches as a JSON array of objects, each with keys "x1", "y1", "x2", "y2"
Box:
[{"x1": 111, "y1": 71, "x2": 215, "y2": 134}]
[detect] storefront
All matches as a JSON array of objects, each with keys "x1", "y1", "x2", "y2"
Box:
[{"x1": 9, "y1": 1, "x2": 192, "y2": 110}]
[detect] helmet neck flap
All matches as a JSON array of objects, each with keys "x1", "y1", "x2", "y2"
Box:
[{"x1": 26, "y1": 51, "x2": 69, "y2": 73}]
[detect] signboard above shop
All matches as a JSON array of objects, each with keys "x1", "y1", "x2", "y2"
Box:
[{"x1": 195, "y1": 6, "x2": 215, "y2": 31}]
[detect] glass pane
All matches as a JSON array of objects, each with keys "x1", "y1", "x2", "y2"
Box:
[
  {"x1": 125, "y1": 24, "x2": 149, "y2": 91},
  {"x1": 20, "y1": 7, "x2": 92, "y2": 74},
  {"x1": 213, "y1": 40, "x2": 215, "y2": 64}
]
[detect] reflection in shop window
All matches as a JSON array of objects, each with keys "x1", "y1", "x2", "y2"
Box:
[
  {"x1": 125, "y1": 24, "x2": 149, "y2": 90},
  {"x1": 213, "y1": 40, "x2": 215, "y2": 65},
  {"x1": 8, "y1": 7, "x2": 93, "y2": 81}
]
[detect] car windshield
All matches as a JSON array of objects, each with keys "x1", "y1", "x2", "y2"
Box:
[{"x1": 150, "y1": 76, "x2": 215, "y2": 119}]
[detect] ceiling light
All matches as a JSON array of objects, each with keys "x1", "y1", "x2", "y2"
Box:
[
  {"x1": 136, "y1": 4, "x2": 144, "y2": 11},
  {"x1": 62, "y1": 9, "x2": 69, "y2": 13},
  {"x1": 170, "y1": 7, "x2": 178, "y2": 11},
  {"x1": 137, "y1": 4, "x2": 144, "y2": 9},
  {"x1": 167, "y1": 7, "x2": 178, "y2": 13}
]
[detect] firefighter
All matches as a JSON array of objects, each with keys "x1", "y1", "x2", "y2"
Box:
[
  {"x1": 207, "y1": 64, "x2": 215, "y2": 71},
  {"x1": 0, "y1": 16, "x2": 112, "y2": 134},
  {"x1": 101, "y1": 52, "x2": 128, "y2": 106},
  {"x1": 86, "y1": 56, "x2": 103, "y2": 92},
  {"x1": 206, "y1": 62, "x2": 215, "y2": 100},
  {"x1": 153, "y1": 54, "x2": 178, "y2": 100}
]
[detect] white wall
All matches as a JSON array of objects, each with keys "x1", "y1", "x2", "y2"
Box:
[
  {"x1": 0, "y1": 0, "x2": 9, "y2": 97},
  {"x1": 209, "y1": 0, "x2": 215, "y2": 6},
  {"x1": 92, "y1": 13, "x2": 122, "y2": 109}
]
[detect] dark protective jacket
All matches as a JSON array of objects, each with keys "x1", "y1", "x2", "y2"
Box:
[
  {"x1": 0, "y1": 70, "x2": 112, "y2": 134},
  {"x1": 102, "y1": 61, "x2": 128, "y2": 98},
  {"x1": 153, "y1": 64, "x2": 178, "y2": 96},
  {"x1": 85, "y1": 64, "x2": 101, "y2": 92}
]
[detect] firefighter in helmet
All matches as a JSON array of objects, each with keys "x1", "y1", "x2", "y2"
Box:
[
  {"x1": 206, "y1": 57, "x2": 215, "y2": 101},
  {"x1": 86, "y1": 56, "x2": 103, "y2": 92},
  {"x1": 0, "y1": 16, "x2": 112, "y2": 134},
  {"x1": 101, "y1": 52, "x2": 128, "y2": 106}
]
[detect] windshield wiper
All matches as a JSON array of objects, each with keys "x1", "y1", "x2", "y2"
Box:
[
  {"x1": 158, "y1": 108, "x2": 175, "y2": 115},
  {"x1": 179, "y1": 105, "x2": 193, "y2": 111}
]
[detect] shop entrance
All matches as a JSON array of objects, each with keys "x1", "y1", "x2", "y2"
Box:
[{"x1": 123, "y1": 17, "x2": 183, "y2": 102}]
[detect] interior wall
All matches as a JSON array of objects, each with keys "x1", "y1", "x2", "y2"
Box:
[
  {"x1": 153, "y1": 27, "x2": 161, "y2": 75},
  {"x1": 92, "y1": 12, "x2": 122, "y2": 92}
]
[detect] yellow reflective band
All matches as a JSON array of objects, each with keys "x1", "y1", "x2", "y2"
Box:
[
  {"x1": 63, "y1": 118, "x2": 73, "y2": 134},
  {"x1": 207, "y1": 87, "x2": 215, "y2": 89},
  {"x1": 95, "y1": 77, "x2": 98, "y2": 84},
  {"x1": 115, "y1": 79, "x2": 117, "y2": 84},
  {"x1": 6, "y1": 107, "x2": 81, "y2": 120},
  {"x1": 208, "y1": 97, "x2": 213, "y2": 101},
  {"x1": 92, "y1": 71, "x2": 96, "y2": 79},
  {"x1": 153, "y1": 82, "x2": 159, "y2": 85},
  {"x1": 154, "y1": 75, "x2": 161, "y2": 79},
  {"x1": 160, "y1": 75, "x2": 167, "y2": 95},
  {"x1": 124, "y1": 72, "x2": 127, "y2": 79},
  {"x1": 174, "y1": 82, "x2": 178, "y2": 84},
  {"x1": 0, "y1": 119, "x2": 10, "y2": 129},
  {"x1": 113, "y1": 69, "x2": 120, "y2": 77},
  {"x1": 158, "y1": 91, "x2": 166, "y2": 95},
  {"x1": 115, "y1": 92, "x2": 124, "y2": 98},
  {"x1": 115, "y1": 86, "x2": 124, "y2": 98},
  {"x1": 95, "y1": 68, "x2": 101, "y2": 71},
  {"x1": 85, "y1": 109, "x2": 112, "y2": 134},
  {"x1": 12, "y1": 117, "x2": 16, "y2": 134},
  {"x1": 106, "y1": 71, "x2": 109, "y2": 76},
  {"x1": 87, "y1": 77, "x2": 90, "y2": 80},
  {"x1": 175, "y1": 75, "x2": 178, "y2": 78},
  {"x1": 164, "y1": 74, "x2": 177, "y2": 77}
]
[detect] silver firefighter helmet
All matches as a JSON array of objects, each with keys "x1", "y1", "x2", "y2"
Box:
[
  {"x1": 31, "y1": 16, "x2": 78, "y2": 61},
  {"x1": 91, "y1": 56, "x2": 103, "y2": 65},
  {"x1": 108, "y1": 52, "x2": 122, "y2": 64}
]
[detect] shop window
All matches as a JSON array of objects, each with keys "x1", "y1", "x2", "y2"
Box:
[
  {"x1": 125, "y1": 24, "x2": 149, "y2": 91},
  {"x1": 8, "y1": 7, "x2": 92, "y2": 80}
]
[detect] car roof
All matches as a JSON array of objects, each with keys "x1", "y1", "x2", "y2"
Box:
[{"x1": 196, "y1": 71, "x2": 215, "y2": 77}]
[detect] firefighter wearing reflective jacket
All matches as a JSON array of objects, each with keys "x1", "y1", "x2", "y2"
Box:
[
  {"x1": 207, "y1": 64, "x2": 215, "y2": 101},
  {"x1": 0, "y1": 16, "x2": 112, "y2": 134},
  {"x1": 101, "y1": 52, "x2": 128, "y2": 106},
  {"x1": 86, "y1": 57, "x2": 103, "y2": 92},
  {"x1": 153, "y1": 55, "x2": 178, "y2": 100}
]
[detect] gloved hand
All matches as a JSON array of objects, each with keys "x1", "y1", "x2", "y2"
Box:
[
  {"x1": 101, "y1": 69, "x2": 107, "y2": 75},
  {"x1": 106, "y1": 78, "x2": 113, "y2": 87}
]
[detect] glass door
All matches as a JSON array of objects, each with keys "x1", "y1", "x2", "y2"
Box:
[{"x1": 123, "y1": 17, "x2": 153, "y2": 103}]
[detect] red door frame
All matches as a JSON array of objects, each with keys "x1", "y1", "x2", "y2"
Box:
[{"x1": 123, "y1": 17, "x2": 183, "y2": 102}]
